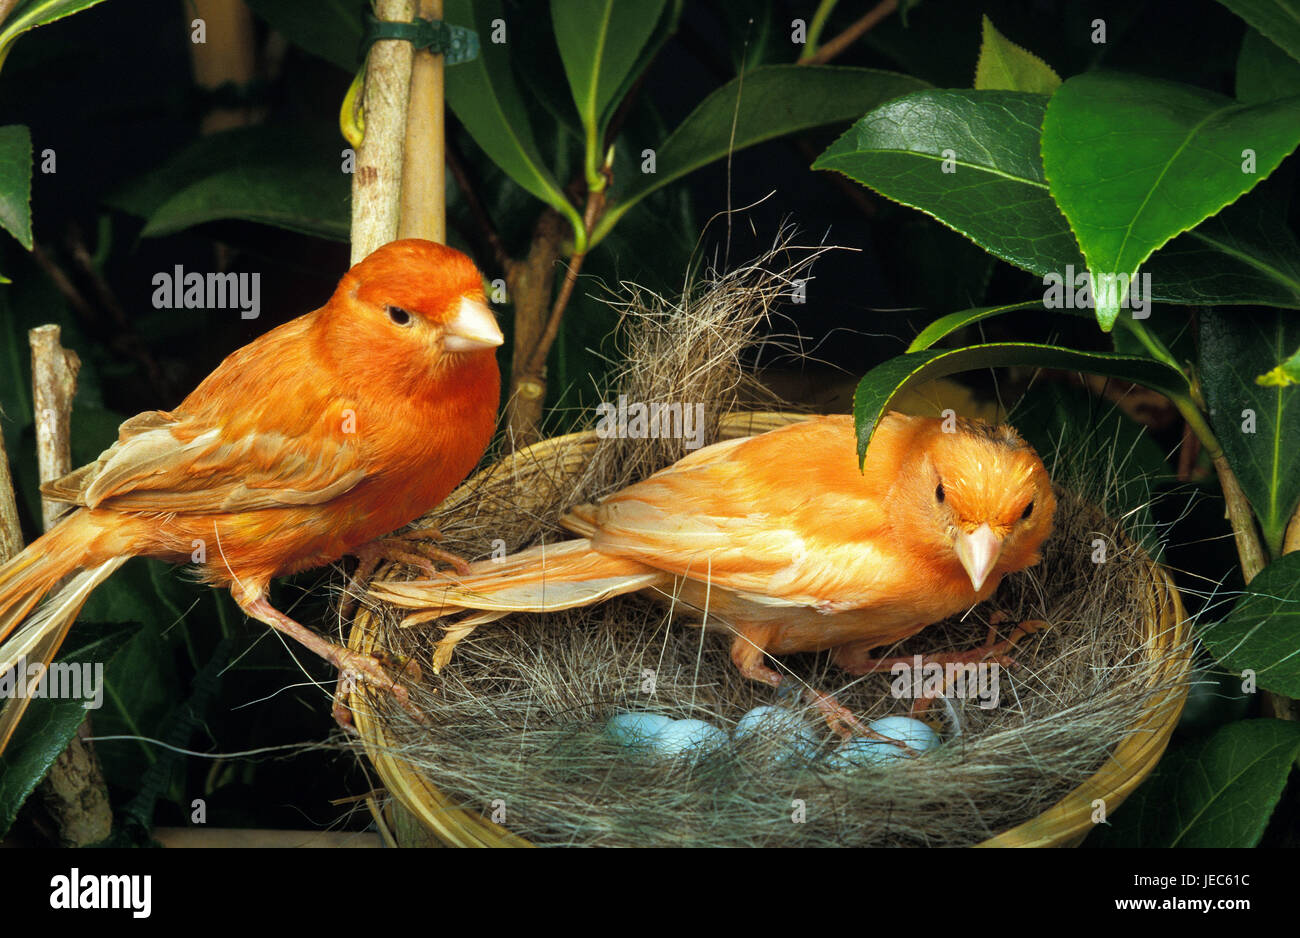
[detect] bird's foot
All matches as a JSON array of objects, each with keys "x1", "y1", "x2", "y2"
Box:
[
  {"x1": 835, "y1": 619, "x2": 1050, "y2": 717},
  {"x1": 234, "y1": 591, "x2": 428, "y2": 730},
  {"x1": 836, "y1": 618, "x2": 1050, "y2": 675},
  {"x1": 331, "y1": 651, "x2": 424, "y2": 731},
  {"x1": 800, "y1": 686, "x2": 918, "y2": 754},
  {"x1": 341, "y1": 528, "x2": 471, "y2": 619}
]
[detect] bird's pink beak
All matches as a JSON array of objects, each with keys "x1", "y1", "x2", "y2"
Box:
[
  {"x1": 954, "y1": 523, "x2": 1003, "y2": 592},
  {"x1": 444, "y1": 296, "x2": 504, "y2": 351}
]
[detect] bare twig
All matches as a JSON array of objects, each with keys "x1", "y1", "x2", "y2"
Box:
[
  {"x1": 399, "y1": 0, "x2": 445, "y2": 242},
  {"x1": 29, "y1": 325, "x2": 79, "y2": 532},
  {"x1": 446, "y1": 135, "x2": 509, "y2": 269},
  {"x1": 28, "y1": 324, "x2": 113, "y2": 847},
  {"x1": 800, "y1": 0, "x2": 898, "y2": 66},
  {"x1": 0, "y1": 429, "x2": 21, "y2": 564},
  {"x1": 352, "y1": 0, "x2": 417, "y2": 262}
]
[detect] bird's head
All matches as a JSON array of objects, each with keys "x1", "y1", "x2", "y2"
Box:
[
  {"x1": 895, "y1": 417, "x2": 1055, "y2": 595},
  {"x1": 322, "y1": 239, "x2": 503, "y2": 385}
]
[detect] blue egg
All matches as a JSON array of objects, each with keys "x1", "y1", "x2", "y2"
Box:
[
  {"x1": 733, "y1": 705, "x2": 820, "y2": 763},
  {"x1": 605, "y1": 712, "x2": 673, "y2": 750},
  {"x1": 867, "y1": 716, "x2": 941, "y2": 752},
  {"x1": 826, "y1": 738, "x2": 904, "y2": 769},
  {"x1": 651, "y1": 719, "x2": 728, "y2": 759}
]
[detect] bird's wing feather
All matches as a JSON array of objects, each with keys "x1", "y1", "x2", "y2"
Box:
[
  {"x1": 42, "y1": 317, "x2": 371, "y2": 514},
  {"x1": 590, "y1": 414, "x2": 920, "y2": 607}
]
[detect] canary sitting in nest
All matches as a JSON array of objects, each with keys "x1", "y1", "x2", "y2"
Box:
[{"x1": 374, "y1": 412, "x2": 1056, "y2": 736}]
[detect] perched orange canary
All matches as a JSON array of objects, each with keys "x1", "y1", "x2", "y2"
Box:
[
  {"x1": 0, "y1": 239, "x2": 503, "y2": 751},
  {"x1": 375, "y1": 413, "x2": 1055, "y2": 733}
]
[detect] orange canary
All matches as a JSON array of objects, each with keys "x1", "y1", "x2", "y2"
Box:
[
  {"x1": 374, "y1": 413, "x2": 1055, "y2": 733},
  {"x1": 0, "y1": 239, "x2": 503, "y2": 751}
]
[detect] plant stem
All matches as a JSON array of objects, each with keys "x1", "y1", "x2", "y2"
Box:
[
  {"x1": 800, "y1": 0, "x2": 897, "y2": 66},
  {"x1": 800, "y1": 0, "x2": 840, "y2": 61}
]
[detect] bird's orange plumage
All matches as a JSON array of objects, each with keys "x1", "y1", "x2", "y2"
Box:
[
  {"x1": 375, "y1": 413, "x2": 1056, "y2": 727},
  {"x1": 0, "y1": 239, "x2": 502, "y2": 750}
]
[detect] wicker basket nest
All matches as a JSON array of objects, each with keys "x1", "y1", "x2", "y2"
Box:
[{"x1": 343, "y1": 411, "x2": 1192, "y2": 848}]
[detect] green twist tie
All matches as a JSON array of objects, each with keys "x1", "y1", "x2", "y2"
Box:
[{"x1": 360, "y1": 13, "x2": 479, "y2": 65}]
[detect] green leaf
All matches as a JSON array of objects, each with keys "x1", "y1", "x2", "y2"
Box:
[
  {"x1": 243, "y1": 0, "x2": 366, "y2": 71},
  {"x1": 972, "y1": 15, "x2": 1060, "y2": 94},
  {"x1": 597, "y1": 65, "x2": 927, "y2": 245},
  {"x1": 1198, "y1": 307, "x2": 1300, "y2": 555},
  {"x1": 0, "y1": 622, "x2": 133, "y2": 836},
  {"x1": 1201, "y1": 553, "x2": 1300, "y2": 696},
  {"x1": 1256, "y1": 344, "x2": 1300, "y2": 385},
  {"x1": 0, "y1": 0, "x2": 108, "y2": 70},
  {"x1": 907, "y1": 300, "x2": 1046, "y2": 352},
  {"x1": 1237, "y1": 27, "x2": 1300, "y2": 102},
  {"x1": 444, "y1": 0, "x2": 582, "y2": 234},
  {"x1": 0, "y1": 125, "x2": 32, "y2": 250},
  {"x1": 1041, "y1": 71, "x2": 1300, "y2": 329},
  {"x1": 1089, "y1": 719, "x2": 1300, "y2": 847},
  {"x1": 1144, "y1": 168, "x2": 1300, "y2": 309},
  {"x1": 1215, "y1": 0, "x2": 1300, "y2": 64},
  {"x1": 814, "y1": 90, "x2": 1085, "y2": 278},
  {"x1": 551, "y1": 0, "x2": 667, "y2": 135},
  {"x1": 853, "y1": 342, "x2": 1191, "y2": 465},
  {"x1": 109, "y1": 125, "x2": 351, "y2": 241}
]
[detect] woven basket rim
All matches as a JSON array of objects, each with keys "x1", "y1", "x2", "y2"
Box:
[{"x1": 347, "y1": 411, "x2": 1192, "y2": 848}]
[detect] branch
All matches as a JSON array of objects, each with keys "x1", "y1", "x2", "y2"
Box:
[
  {"x1": 398, "y1": 0, "x2": 445, "y2": 242},
  {"x1": 29, "y1": 325, "x2": 79, "y2": 532},
  {"x1": 0, "y1": 424, "x2": 21, "y2": 564},
  {"x1": 351, "y1": 0, "x2": 417, "y2": 262},
  {"x1": 446, "y1": 132, "x2": 509, "y2": 269},
  {"x1": 800, "y1": 0, "x2": 897, "y2": 66},
  {"x1": 28, "y1": 325, "x2": 113, "y2": 847}
]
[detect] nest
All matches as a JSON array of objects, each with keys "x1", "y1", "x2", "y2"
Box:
[{"x1": 343, "y1": 235, "x2": 1192, "y2": 847}]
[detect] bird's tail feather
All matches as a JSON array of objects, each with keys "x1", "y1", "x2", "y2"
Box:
[
  {"x1": 372, "y1": 538, "x2": 665, "y2": 621},
  {"x1": 0, "y1": 513, "x2": 131, "y2": 754}
]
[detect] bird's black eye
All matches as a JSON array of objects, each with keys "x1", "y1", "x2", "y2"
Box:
[
  {"x1": 1022, "y1": 500, "x2": 1034, "y2": 520},
  {"x1": 935, "y1": 482, "x2": 945, "y2": 503},
  {"x1": 387, "y1": 305, "x2": 413, "y2": 326}
]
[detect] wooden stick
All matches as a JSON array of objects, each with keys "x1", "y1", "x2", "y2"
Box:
[
  {"x1": 0, "y1": 429, "x2": 21, "y2": 564},
  {"x1": 399, "y1": 0, "x2": 445, "y2": 243},
  {"x1": 29, "y1": 325, "x2": 79, "y2": 532},
  {"x1": 28, "y1": 324, "x2": 113, "y2": 847},
  {"x1": 352, "y1": 0, "x2": 417, "y2": 262}
]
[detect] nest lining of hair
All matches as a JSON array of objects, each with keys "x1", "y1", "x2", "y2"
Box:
[{"x1": 344, "y1": 234, "x2": 1190, "y2": 847}]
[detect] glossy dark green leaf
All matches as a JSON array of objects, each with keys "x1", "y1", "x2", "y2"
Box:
[
  {"x1": 1237, "y1": 27, "x2": 1300, "y2": 102},
  {"x1": 853, "y1": 342, "x2": 1191, "y2": 465},
  {"x1": 815, "y1": 90, "x2": 1085, "y2": 277},
  {"x1": 1042, "y1": 71, "x2": 1300, "y2": 328},
  {"x1": 0, "y1": 125, "x2": 32, "y2": 251},
  {"x1": 598, "y1": 65, "x2": 927, "y2": 244},
  {"x1": 973, "y1": 16, "x2": 1060, "y2": 94},
  {"x1": 1144, "y1": 169, "x2": 1300, "y2": 309},
  {"x1": 1090, "y1": 719, "x2": 1300, "y2": 847},
  {"x1": 907, "y1": 300, "x2": 1047, "y2": 352},
  {"x1": 444, "y1": 0, "x2": 580, "y2": 232},
  {"x1": 1215, "y1": 0, "x2": 1300, "y2": 64},
  {"x1": 1198, "y1": 307, "x2": 1300, "y2": 554},
  {"x1": 0, "y1": 622, "x2": 132, "y2": 836},
  {"x1": 1201, "y1": 553, "x2": 1300, "y2": 696},
  {"x1": 551, "y1": 0, "x2": 667, "y2": 136},
  {"x1": 0, "y1": 0, "x2": 108, "y2": 68},
  {"x1": 244, "y1": 0, "x2": 365, "y2": 71},
  {"x1": 117, "y1": 126, "x2": 351, "y2": 241}
]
